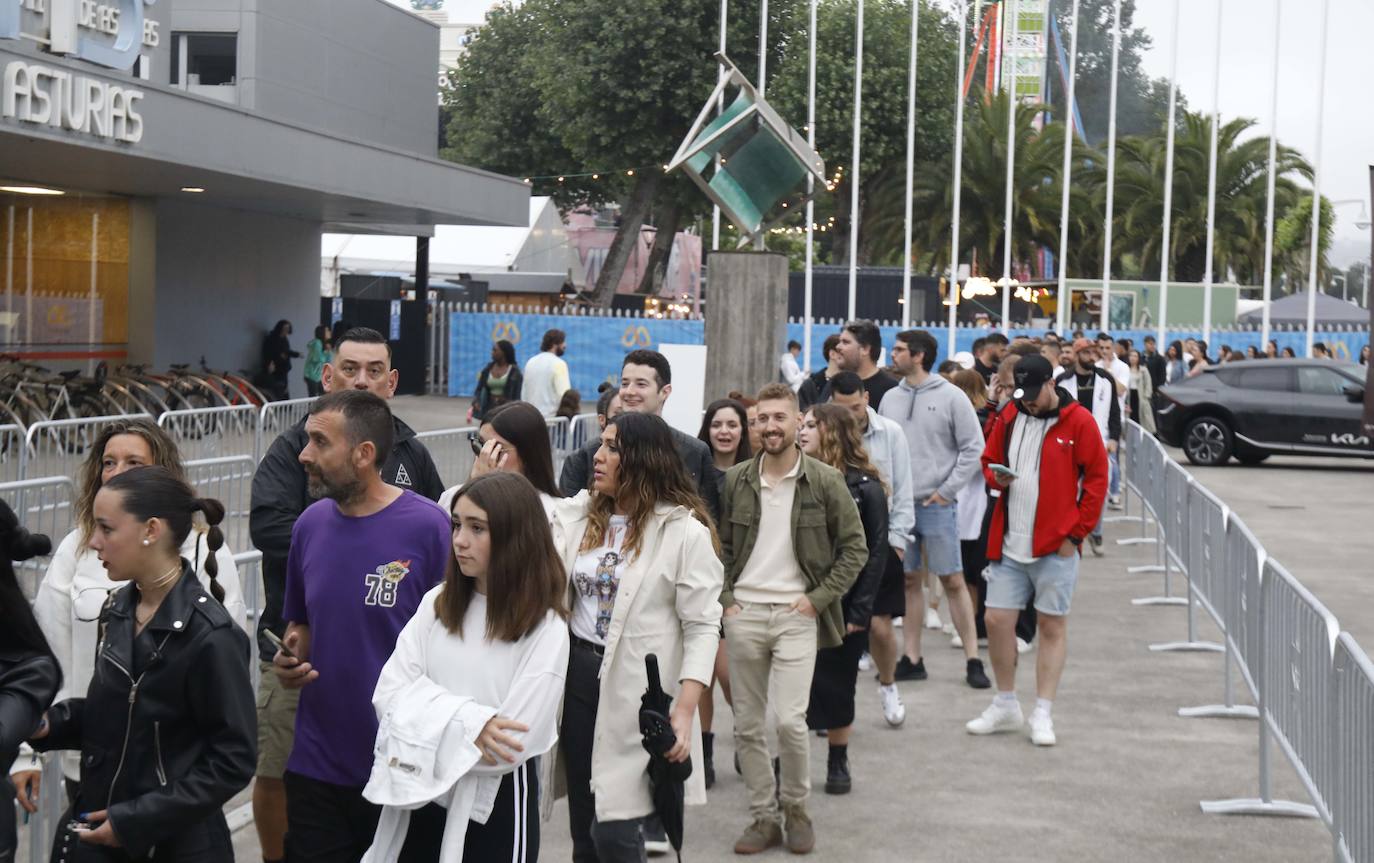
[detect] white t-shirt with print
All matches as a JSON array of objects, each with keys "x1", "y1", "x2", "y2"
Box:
[{"x1": 570, "y1": 515, "x2": 629, "y2": 645}]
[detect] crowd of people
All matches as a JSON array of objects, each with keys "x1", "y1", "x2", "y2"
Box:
[{"x1": 1, "y1": 319, "x2": 1119, "y2": 863}]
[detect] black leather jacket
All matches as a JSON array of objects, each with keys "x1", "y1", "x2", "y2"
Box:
[
  {"x1": 35, "y1": 563, "x2": 255, "y2": 862},
  {"x1": 1, "y1": 650, "x2": 60, "y2": 862},
  {"x1": 842, "y1": 468, "x2": 889, "y2": 629}
]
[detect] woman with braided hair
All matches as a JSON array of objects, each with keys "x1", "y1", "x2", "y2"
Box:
[
  {"x1": 11, "y1": 419, "x2": 245, "y2": 812},
  {"x1": 28, "y1": 465, "x2": 256, "y2": 862}
]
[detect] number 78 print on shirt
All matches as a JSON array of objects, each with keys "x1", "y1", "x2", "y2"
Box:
[{"x1": 364, "y1": 560, "x2": 411, "y2": 608}]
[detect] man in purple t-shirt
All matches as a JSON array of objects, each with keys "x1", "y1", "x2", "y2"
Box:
[{"x1": 273, "y1": 390, "x2": 448, "y2": 863}]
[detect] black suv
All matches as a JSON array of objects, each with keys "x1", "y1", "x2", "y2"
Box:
[{"x1": 1156, "y1": 359, "x2": 1371, "y2": 466}]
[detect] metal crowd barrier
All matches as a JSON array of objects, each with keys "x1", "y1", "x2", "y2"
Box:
[
  {"x1": 1104, "y1": 421, "x2": 1144, "y2": 527},
  {"x1": 234, "y1": 549, "x2": 264, "y2": 691},
  {"x1": 185, "y1": 455, "x2": 256, "y2": 557},
  {"x1": 1124, "y1": 429, "x2": 1167, "y2": 574},
  {"x1": 159, "y1": 404, "x2": 257, "y2": 462},
  {"x1": 0, "y1": 423, "x2": 24, "y2": 484},
  {"x1": 19, "y1": 413, "x2": 152, "y2": 483},
  {"x1": 1144, "y1": 471, "x2": 1223, "y2": 654},
  {"x1": 255, "y1": 397, "x2": 317, "y2": 461},
  {"x1": 1333, "y1": 633, "x2": 1374, "y2": 863},
  {"x1": 1132, "y1": 457, "x2": 1191, "y2": 608},
  {"x1": 0, "y1": 476, "x2": 75, "y2": 599},
  {"x1": 570, "y1": 412, "x2": 600, "y2": 452},
  {"x1": 415, "y1": 425, "x2": 478, "y2": 489},
  {"x1": 1201, "y1": 558, "x2": 1340, "y2": 821}
]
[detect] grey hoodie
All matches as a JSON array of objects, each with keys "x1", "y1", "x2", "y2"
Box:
[{"x1": 877, "y1": 373, "x2": 985, "y2": 502}]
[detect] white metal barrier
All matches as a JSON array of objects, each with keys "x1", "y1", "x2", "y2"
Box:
[
  {"x1": 19, "y1": 413, "x2": 152, "y2": 483},
  {"x1": 159, "y1": 404, "x2": 257, "y2": 462},
  {"x1": 1124, "y1": 430, "x2": 1168, "y2": 574},
  {"x1": 185, "y1": 456, "x2": 256, "y2": 557},
  {"x1": 0, "y1": 476, "x2": 75, "y2": 599},
  {"x1": 1145, "y1": 472, "x2": 1223, "y2": 654},
  {"x1": 1333, "y1": 632, "x2": 1374, "y2": 863},
  {"x1": 1132, "y1": 457, "x2": 1192, "y2": 608},
  {"x1": 234, "y1": 549, "x2": 264, "y2": 691},
  {"x1": 255, "y1": 397, "x2": 317, "y2": 461},
  {"x1": 0, "y1": 423, "x2": 24, "y2": 484},
  {"x1": 570, "y1": 412, "x2": 600, "y2": 452},
  {"x1": 415, "y1": 425, "x2": 478, "y2": 489},
  {"x1": 1201, "y1": 558, "x2": 1339, "y2": 821}
]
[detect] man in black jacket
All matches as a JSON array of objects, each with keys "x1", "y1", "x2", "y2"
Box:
[
  {"x1": 247, "y1": 326, "x2": 442, "y2": 863},
  {"x1": 559, "y1": 349, "x2": 720, "y2": 521}
]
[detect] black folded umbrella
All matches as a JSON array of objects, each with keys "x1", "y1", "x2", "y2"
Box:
[{"x1": 640, "y1": 653, "x2": 692, "y2": 860}]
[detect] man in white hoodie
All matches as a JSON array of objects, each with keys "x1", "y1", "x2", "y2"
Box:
[{"x1": 878, "y1": 330, "x2": 990, "y2": 690}]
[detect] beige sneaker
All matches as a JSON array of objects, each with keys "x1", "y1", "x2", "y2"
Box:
[
  {"x1": 733, "y1": 818, "x2": 783, "y2": 855},
  {"x1": 783, "y1": 803, "x2": 815, "y2": 854}
]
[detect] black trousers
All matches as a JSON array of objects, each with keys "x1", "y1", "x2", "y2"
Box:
[
  {"x1": 284, "y1": 771, "x2": 382, "y2": 863},
  {"x1": 561, "y1": 643, "x2": 647, "y2": 863},
  {"x1": 807, "y1": 630, "x2": 869, "y2": 730},
  {"x1": 398, "y1": 762, "x2": 539, "y2": 862}
]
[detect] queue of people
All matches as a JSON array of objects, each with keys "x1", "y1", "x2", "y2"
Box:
[{"x1": 1, "y1": 321, "x2": 1112, "y2": 863}]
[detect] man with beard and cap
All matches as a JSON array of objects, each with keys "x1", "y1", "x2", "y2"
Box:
[
  {"x1": 1056, "y1": 338, "x2": 1120, "y2": 554},
  {"x1": 272, "y1": 390, "x2": 449, "y2": 862},
  {"x1": 966, "y1": 355, "x2": 1108, "y2": 747}
]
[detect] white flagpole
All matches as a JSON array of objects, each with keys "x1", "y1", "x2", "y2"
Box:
[
  {"x1": 1304, "y1": 0, "x2": 1330, "y2": 357},
  {"x1": 847, "y1": 0, "x2": 865, "y2": 320},
  {"x1": 948, "y1": 1, "x2": 969, "y2": 359},
  {"x1": 1259, "y1": 0, "x2": 1282, "y2": 347},
  {"x1": 758, "y1": 0, "x2": 769, "y2": 95},
  {"x1": 804, "y1": 0, "x2": 817, "y2": 369},
  {"x1": 1201, "y1": 0, "x2": 1224, "y2": 346},
  {"x1": 1000, "y1": 0, "x2": 1018, "y2": 331},
  {"x1": 712, "y1": 0, "x2": 727, "y2": 252},
  {"x1": 1100, "y1": 0, "x2": 1122, "y2": 333},
  {"x1": 1055, "y1": 0, "x2": 1080, "y2": 336},
  {"x1": 901, "y1": 0, "x2": 919, "y2": 329},
  {"x1": 1156, "y1": 0, "x2": 1181, "y2": 351}
]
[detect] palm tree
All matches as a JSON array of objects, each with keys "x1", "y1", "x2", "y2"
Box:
[
  {"x1": 1105, "y1": 112, "x2": 1310, "y2": 283},
  {"x1": 901, "y1": 91, "x2": 1071, "y2": 278}
]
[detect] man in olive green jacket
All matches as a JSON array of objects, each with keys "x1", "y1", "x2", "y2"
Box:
[{"x1": 718, "y1": 383, "x2": 868, "y2": 856}]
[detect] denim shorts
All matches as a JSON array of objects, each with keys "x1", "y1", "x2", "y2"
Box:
[
  {"x1": 984, "y1": 553, "x2": 1080, "y2": 617},
  {"x1": 904, "y1": 500, "x2": 963, "y2": 577}
]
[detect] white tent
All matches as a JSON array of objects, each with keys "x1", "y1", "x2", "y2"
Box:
[{"x1": 321, "y1": 197, "x2": 585, "y2": 295}]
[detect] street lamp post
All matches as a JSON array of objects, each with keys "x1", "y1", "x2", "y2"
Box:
[
  {"x1": 1099, "y1": 0, "x2": 1123, "y2": 333},
  {"x1": 1000, "y1": 0, "x2": 1018, "y2": 331},
  {"x1": 1055, "y1": 0, "x2": 1080, "y2": 337},
  {"x1": 947, "y1": 1, "x2": 969, "y2": 359}
]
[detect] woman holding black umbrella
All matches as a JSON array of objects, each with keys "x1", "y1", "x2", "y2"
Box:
[{"x1": 551, "y1": 412, "x2": 723, "y2": 862}]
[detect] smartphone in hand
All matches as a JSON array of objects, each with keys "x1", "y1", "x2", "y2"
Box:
[{"x1": 264, "y1": 629, "x2": 297, "y2": 661}]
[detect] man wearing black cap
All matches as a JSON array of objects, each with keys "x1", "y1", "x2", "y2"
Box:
[{"x1": 966, "y1": 355, "x2": 1108, "y2": 747}]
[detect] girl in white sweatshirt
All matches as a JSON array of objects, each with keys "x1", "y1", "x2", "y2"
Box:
[{"x1": 364, "y1": 471, "x2": 569, "y2": 862}]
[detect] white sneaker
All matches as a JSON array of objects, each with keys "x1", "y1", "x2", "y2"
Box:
[
  {"x1": 1017, "y1": 637, "x2": 1033, "y2": 654},
  {"x1": 1028, "y1": 710, "x2": 1057, "y2": 746},
  {"x1": 645, "y1": 838, "x2": 671, "y2": 856},
  {"x1": 942, "y1": 622, "x2": 955, "y2": 636},
  {"x1": 879, "y1": 683, "x2": 906, "y2": 727},
  {"x1": 1107, "y1": 495, "x2": 1124, "y2": 511},
  {"x1": 924, "y1": 607, "x2": 942, "y2": 630},
  {"x1": 857, "y1": 652, "x2": 873, "y2": 672},
  {"x1": 966, "y1": 699, "x2": 1024, "y2": 735},
  {"x1": 950, "y1": 632, "x2": 963, "y2": 649}
]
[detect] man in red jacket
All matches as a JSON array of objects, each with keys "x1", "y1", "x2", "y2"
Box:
[{"x1": 965, "y1": 355, "x2": 1108, "y2": 747}]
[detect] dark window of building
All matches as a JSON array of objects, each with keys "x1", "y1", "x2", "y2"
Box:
[{"x1": 171, "y1": 33, "x2": 237, "y2": 86}]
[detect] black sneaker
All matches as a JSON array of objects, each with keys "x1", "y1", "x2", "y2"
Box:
[
  {"x1": 825, "y1": 749, "x2": 852, "y2": 795},
  {"x1": 966, "y1": 657, "x2": 992, "y2": 689},
  {"x1": 893, "y1": 656, "x2": 927, "y2": 681}
]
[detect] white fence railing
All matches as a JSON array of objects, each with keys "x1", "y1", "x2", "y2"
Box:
[{"x1": 1119, "y1": 418, "x2": 1374, "y2": 853}]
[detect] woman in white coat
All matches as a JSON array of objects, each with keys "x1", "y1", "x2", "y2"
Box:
[
  {"x1": 9, "y1": 418, "x2": 245, "y2": 807},
  {"x1": 552, "y1": 411, "x2": 723, "y2": 863},
  {"x1": 363, "y1": 471, "x2": 569, "y2": 861}
]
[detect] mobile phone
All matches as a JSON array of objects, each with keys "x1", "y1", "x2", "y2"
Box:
[
  {"x1": 989, "y1": 463, "x2": 1019, "y2": 479},
  {"x1": 264, "y1": 629, "x2": 297, "y2": 660}
]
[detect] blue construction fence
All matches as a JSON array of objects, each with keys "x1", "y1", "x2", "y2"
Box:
[{"x1": 447, "y1": 309, "x2": 1370, "y2": 398}]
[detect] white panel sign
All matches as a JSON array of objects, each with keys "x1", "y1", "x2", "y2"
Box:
[{"x1": 658, "y1": 343, "x2": 707, "y2": 438}]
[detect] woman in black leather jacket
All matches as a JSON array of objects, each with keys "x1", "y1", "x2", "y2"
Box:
[
  {"x1": 798, "y1": 404, "x2": 889, "y2": 796},
  {"x1": 1, "y1": 501, "x2": 62, "y2": 862},
  {"x1": 30, "y1": 466, "x2": 255, "y2": 862}
]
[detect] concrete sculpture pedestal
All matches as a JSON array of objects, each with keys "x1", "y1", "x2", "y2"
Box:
[{"x1": 705, "y1": 251, "x2": 790, "y2": 402}]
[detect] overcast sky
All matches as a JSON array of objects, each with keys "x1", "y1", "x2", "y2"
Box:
[{"x1": 1126, "y1": 0, "x2": 1374, "y2": 270}]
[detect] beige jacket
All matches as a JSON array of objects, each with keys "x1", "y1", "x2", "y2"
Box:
[{"x1": 548, "y1": 492, "x2": 723, "y2": 822}]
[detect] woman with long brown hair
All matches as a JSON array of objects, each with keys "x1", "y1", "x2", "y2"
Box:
[
  {"x1": 363, "y1": 471, "x2": 569, "y2": 861},
  {"x1": 796, "y1": 404, "x2": 888, "y2": 796},
  {"x1": 439, "y1": 400, "x2": 562, "y2": 520},
  {"x1": 12, "y1": 419, "x2": 245, "y2": 809},
  {"x1": 551, "y1": 411, "x2": 723, "y2": 862}
]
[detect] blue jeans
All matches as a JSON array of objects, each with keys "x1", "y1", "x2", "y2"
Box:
[
  {"x1": 904, "y1": 500, "x2": 962, "y2": 576},
  {"x1": 1109, "y1": 449, "x2": 1121, "y2": 498}
]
